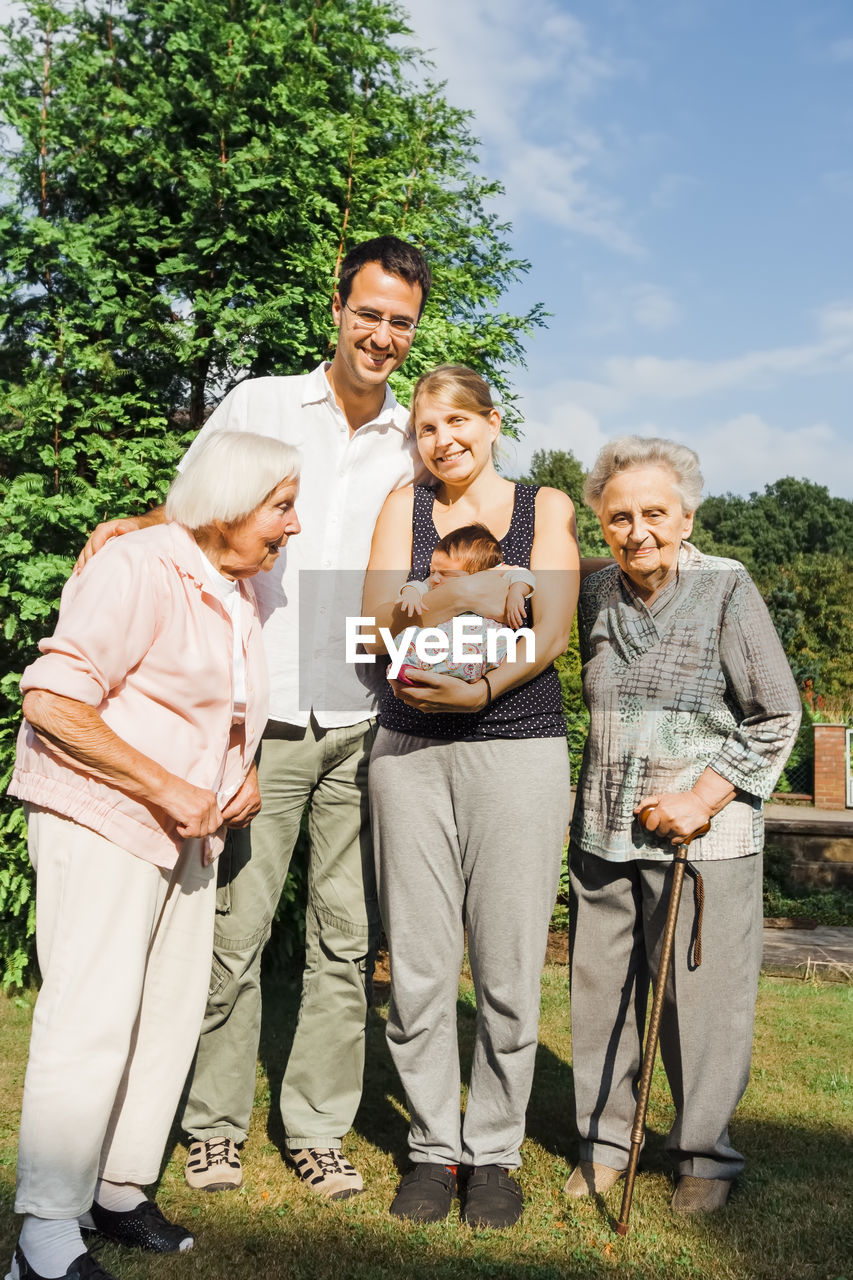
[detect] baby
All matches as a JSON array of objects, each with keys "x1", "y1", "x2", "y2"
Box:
[{"x1": 393, "y1": 523, "x2": 535, "y2": 683}]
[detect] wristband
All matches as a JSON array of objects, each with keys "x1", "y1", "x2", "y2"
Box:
[{"x1": 480, "y1": 673, "x2": 493, "y2": 707}]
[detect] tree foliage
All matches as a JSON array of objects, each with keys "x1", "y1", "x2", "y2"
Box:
[
  {"x1": 692, "y1": 477, "x2": 853, "y2": 572},
  {"x1": 523, "y1": 449, "x2": 608, "y2": 556},
  {"x1": 0, "y1": 0, "x2": 545, "y2": 986},
  {"x1": 692, "y1": 479, "x2": 853, "y2": 708}
]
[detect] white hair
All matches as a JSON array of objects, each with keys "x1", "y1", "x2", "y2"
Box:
[
  {"x1": 583, "y1": 436, "x2": 704, "y2": 515},
  {"x1": 165, "y1": 431, "x2": 301, "y2": 531}
]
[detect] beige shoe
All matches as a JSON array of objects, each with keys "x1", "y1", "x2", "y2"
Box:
[
  {"x1": 287, "y1": 1148, "x2": 364, "y2": 1200},
  {"x1": 671, "y1": 1175, "x2": 732, "y2": 1214},
  {"x1": 563, "y1": 1161, "x2": 624, "y2": 1199},
  {"x1": 185, "y1": 1138, "x2": 242, "y2": 1192}
]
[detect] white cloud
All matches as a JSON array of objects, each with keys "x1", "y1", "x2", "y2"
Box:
[
  {"x1": 816, "y1": 300, "x2": 853, "y2": 334},
  {"x1": 506, "y1": 304, "x2": 853, "y2": 495},
  {"x1": 598, "y1": 310, "x2": 853, "y2": 401},
  {"x1": 649, "y1": 172, "x2": 700, "y2": 210},
  {"x1": 582, "y1": 281, "x2": 681, "y2": 335},
  {"x1": 402, "y1": 0, "x2": 642, "y2": 254},
  {"x1": 827, "y1": 37, "x2": 853, "y2": 62},
  {"x1": 508, "y1": 395, "x2": 853, "y2": 497},
  {"x1": 502, "y1": 397, "x2": 609, "y2": 476},
  {"x1": 695, "y1": 415, "x2": 853, "y2": 496}
]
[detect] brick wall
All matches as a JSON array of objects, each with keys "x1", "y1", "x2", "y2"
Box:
[{"x1": 813, "y1": 724, "x2": 848, "y2": 810}]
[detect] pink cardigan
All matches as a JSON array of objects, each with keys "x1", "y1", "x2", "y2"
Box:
[{"x1": 9, "y1": 523, "x2": 269, "y2": 868}]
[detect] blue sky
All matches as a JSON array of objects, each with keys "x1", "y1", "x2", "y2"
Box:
[
  {"x1": 403, "y1": 0, "x2": 853, "y2": 497},
  {"x1": 2, "y1": 1, "x2": 850, "y2": 498}
]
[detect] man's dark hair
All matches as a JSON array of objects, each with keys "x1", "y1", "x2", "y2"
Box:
[{"x1": 337, "y1": 236, "x2": 432, "y2": 318}]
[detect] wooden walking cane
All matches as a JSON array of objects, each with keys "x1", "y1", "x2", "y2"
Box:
[{"x1": 614, "y1": 803, "x2": 711, "y2": 1237}]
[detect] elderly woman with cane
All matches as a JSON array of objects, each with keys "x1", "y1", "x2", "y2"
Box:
[
  {"x1": 5, "y1": 432, "x2": 299, "y2": 1280},
  {"x1": 565, "y1": 437, "x2": 800, "y2": 1215}
]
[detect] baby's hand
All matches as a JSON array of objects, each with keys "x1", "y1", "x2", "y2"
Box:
[
  {"x1": 505, "y1": 580, "x2": 529, "y2": 630},
  {"x1": 399, "y1": 584, "x2": 422, "y2": 618}
]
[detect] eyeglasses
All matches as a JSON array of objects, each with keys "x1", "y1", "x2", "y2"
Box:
[{"x1": 343, "y1": 301, "x2": 418, "y2": 337}]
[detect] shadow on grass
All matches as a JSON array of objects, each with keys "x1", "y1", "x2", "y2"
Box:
[
  {"x1": 256, "y1": 968, "x2": 300, "y2": 1156},
  {"x1": 1, "y1": 982, "x2": 851, "y2": 1280},
  {"x1": 35, "y1": 1116, "x2": 852, "y2": 1280},
  {"x1": 253, "y1": 971, "x2": 578, "y2": 1174}
]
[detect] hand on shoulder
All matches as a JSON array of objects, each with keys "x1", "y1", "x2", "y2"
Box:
[
  {"x1": 75, "y1": 517, "x2": 145, "y2": 572},
  {"x1": 75, "y1": 507, "x2": 165, "y2": 572}
]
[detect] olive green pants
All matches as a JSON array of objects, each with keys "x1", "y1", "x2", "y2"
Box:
[{"x1": 181, "y1": 717, "x2": 378, "y2": 1149}]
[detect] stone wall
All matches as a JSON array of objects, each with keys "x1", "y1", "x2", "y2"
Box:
[{"x1": 765, "y1": 814, "x2": 853, "y2": 890}]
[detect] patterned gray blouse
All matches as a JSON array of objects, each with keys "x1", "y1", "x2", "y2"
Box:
[{"x1": 570, "y1": 543, "x2": 801, "y2": 862}]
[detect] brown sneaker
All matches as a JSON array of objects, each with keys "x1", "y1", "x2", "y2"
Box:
[
  {"x1": 287, "y1": 1148, "x2": 364, "y2": 1200},
  {"x1": 671, "y1": 1176, "x2": 732, "y2": 1214},
  {"x1": 563, "y1": 1161, "x2": 624, "y2": 1199},
  {"x1": 185, "y1": 1138, "x2": 243, "y2": 1192}
]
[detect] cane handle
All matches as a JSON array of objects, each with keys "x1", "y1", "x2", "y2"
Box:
[{"x1": 636, "y1": 803, "x2": 711, "y2": 847}]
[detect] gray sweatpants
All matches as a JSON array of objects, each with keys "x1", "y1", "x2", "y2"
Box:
[
  {"x1": 569, "y1": 844, "x2": 764, "y2": 1180},
  {"x1": 370, "y1": 728, "x2": 571, "y2": 1168}
]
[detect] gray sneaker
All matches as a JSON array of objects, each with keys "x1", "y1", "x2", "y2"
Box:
[
  {"x1": 671, "y1": 1175, "x2": 732, "y2": 1213},
  {"x1": 563, "y1": 1161, "x2": 624, "y2": 1199},
  {"x1": 185, "y1": 1138, "x2": 243, "y2": 1192},
  {"x1": 287, "y1": 1148, "x2": 364, "y2": 1200}
]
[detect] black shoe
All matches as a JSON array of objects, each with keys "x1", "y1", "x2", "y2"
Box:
[
  {"x1": 461, "y1": 1164, "x2": 523, "y2": 1228},
  {"x1": 87, "y1": 1200, "x2": 193, "y2": 1253},
  {"x1": 10, "y1": 1245, "x2": 119, "y2": 1280},
  {"x1": 389, "y1": 1163, "x2": 458, "y2": 1222}
]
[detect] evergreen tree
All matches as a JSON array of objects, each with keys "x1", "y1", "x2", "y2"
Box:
[
  {"x1": 523, "y1": 448, "x2": 609, "y2": 556},
  {"x1": 0, "y1": 0, "x2": 544, "y2": 985}
]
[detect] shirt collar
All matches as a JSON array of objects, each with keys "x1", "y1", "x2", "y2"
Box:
[
  {"x1": 164, "y1": 523, "x2": 249, "y2": 604},
  {"x1": 301, "y1": 361, "x2": 410, "y2": 434}
]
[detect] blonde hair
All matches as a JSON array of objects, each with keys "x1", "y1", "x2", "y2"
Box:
[
  {"x1": 584, "y1": 436, "x2": 704, "y2": 515},
  {"x1": 165, "y1": 430, "x2": 301, "y2": 531},
  {"x1": 410, "y1": 364, "x2": 496, "y2": 424}
]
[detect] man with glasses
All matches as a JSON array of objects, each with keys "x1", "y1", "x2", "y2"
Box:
[{"x1": 79, "y1": 236, "x2": 431, "y2": 1200}]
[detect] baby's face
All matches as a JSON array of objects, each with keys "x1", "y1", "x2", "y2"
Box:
[{"x1": 429, "y1": 549, "x2": 469, "y2": 588}]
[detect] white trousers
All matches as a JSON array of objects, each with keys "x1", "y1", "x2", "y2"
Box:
[{"x1": 15, "y1": 808, "x2": 215, "y2": 1217}]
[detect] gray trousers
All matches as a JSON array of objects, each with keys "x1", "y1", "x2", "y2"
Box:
[
  {"x1": 569, "y1": 844, "x2": 764, "y2": 1180},
  {"x1": 181, "y1": 717, "x2": 378, "y2": 1149},
  {"x1": 370, "y1": 728, "x2": 571, "y2": 1168}
]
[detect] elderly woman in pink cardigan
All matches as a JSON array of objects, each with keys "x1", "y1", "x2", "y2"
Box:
[{"x1": 6, "y1": 432, "x2": 300, "y2": 1280}]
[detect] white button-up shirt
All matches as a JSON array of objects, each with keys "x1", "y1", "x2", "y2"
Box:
[{"x1": 180, "y1": 363, "x2": 422, "y2": 727}]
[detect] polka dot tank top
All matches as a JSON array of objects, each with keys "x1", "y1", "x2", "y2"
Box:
[{"x1": 378, "y1": 483, "x2": 566, "y2": 740}]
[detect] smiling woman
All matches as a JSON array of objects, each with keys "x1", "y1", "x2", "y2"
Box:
[
  {"x1": 411, "y1": 363, "x2": 503, "y2": 473},
  {"x1": 362, "y1": 364, "x2": 579, "y2": 1228},
  {"x1": 5, "y1": 432, "x2": 300, "y2": 1280},
  {"x1": 565, "y1": 435, "x2": 801, "y2": 1216},
  {"x1": 585, "y1": 437, "x2": 703, "y2": 602}
]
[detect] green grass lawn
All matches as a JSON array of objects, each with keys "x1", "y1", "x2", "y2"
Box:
[{"x1": 1, "y1": 966, "x2": 851, "y2": 1280}]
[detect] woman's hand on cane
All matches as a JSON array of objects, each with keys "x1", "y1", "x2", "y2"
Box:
[{"x1": 634, "y1": 792, "x2": 713, "y2": 844}]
